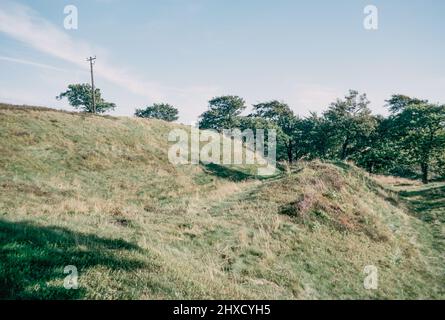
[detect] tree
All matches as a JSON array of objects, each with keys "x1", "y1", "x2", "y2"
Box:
[
  {"x1": 239, "y1": 116, "x2": 289, "y2": 162},
  {"x1": 57, "y1": 83, "x2": 116, "y2": 113},
  {"x1": 299, "y1": 113, "x2": 332, "y2": 159},
  {"x1": 387, "y1": 95, "x2": 445, "y2": 183},
  {"x1": 198, "y1": 96, "x2": 246, "y2": 131},
  {"x1": 386, "y1": 94, "x2": 427, "y2": 113},
  {"x1": 352, "y1": 116, "x2": 402, "y2": 174},
  {"x1": 135, "y1": 103, "x2": 179, "y2": 122},
  {"x1": 323, "y1": 90, "x2": 377, "y2": 160},
  {"x1": 250, "y1": 100, "x2": 299, "y2": 163}
]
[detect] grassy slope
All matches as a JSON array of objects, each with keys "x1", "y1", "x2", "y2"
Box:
[{"x1": 0, "y1": 104, "x2": 443, "y2": 299}]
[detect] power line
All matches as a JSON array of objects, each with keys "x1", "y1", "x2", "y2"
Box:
[{"x1": 86, "y1": 56, "x2": 96, "y2": 113}]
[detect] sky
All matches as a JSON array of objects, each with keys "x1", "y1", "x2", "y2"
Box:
[{"x1": 0, "y1": 0, "x2": 444, "y2": 124}]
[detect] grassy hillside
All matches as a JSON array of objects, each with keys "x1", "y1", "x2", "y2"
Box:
[{"x1": 0, "y1": 104, "x2": 443, "y2": 299}]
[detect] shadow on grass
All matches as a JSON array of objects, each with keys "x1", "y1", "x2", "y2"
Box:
[
  {"x1": 398, "y1": 184, "x2": 445, "y2": 223},
  {"x1": 330, "y1": 160, "x2": 353, "y2": 172},
  {"x1": 0, "y1": 219, "x2": 146, "y2": 300},
  {"x1": 201, "y1": 163, "x2": 253, "y2": 182},
  {"x1": 201, "y1": 162, "x2": 281, "y2": 182}
]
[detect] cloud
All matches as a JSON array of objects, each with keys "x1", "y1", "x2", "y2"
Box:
[
  {"x1": 0, "y1": 2, "x2": 167, "y2": 100},
  {"x1": 0, "y1": 55, "x2": 76, "y2": 73},
  {"x1": 0, "y1": 1, "x2": 220, "y2": 120},
  {"x1": 290, "y1": 84, "x2": 345, "y2": 116},
  {"x1": 0, "y1": 2, "x2": 204, "y2": 102}
]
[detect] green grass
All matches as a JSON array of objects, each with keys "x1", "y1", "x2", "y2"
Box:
[
  {"x1": 376, "y1": 177, "x2": 445, "y2": 295},
  {"x1": 0, "y1": 104, "x2": 443, "y2": 299},
  {"x1": 397, "y1": 183, "x2": 445, "y2": 223}
]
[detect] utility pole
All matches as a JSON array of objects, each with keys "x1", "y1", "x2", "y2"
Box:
[{"x1": 86, "y1": 56, "x2": 96, "y2": 113}]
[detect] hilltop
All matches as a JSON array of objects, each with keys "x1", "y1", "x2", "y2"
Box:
[{"x1": 0, "y1": 104, "x2": 443, "y2": 299}]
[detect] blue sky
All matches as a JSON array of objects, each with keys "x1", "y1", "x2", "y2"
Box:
[{"x1": 0, "y1": 0, "x2": 444, "y2": 123}]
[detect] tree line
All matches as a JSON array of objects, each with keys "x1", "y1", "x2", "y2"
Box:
[
  {"x1": 58, "y1": 84, "x2": 444, "y2": 183},
  {"x1": 197, "y1": 91, "x2": 444, "y2": 184}
]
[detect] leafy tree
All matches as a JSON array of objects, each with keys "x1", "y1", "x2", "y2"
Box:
[
  {"x1": 387, "y1": 95, "x2": 445, "y2": 183},
  {"x1": 56, "y1": 83, "x2": 116, "y2": 113},
  {"x1": 135, "y1": 103, "x2": 179, "y2": 122},
  {"x1": 436, "y1": 153, "x2": 445, "y2": 179},
  {"x1": 250, "y1": 101, "x2": 299, "y2": 163},
  {"x1": 323, "y1": 90, "x2": 377, "y2": 160},
  {"x1": 198, "y1": 96, "x2": 246, "y2": 131},
  {"x1": 386, "y1": 94, "x2": 427, "y2": 113},
  {"x1": 239, "y1": 116, "x2": 291, "y2": 162},
  {"x1": 298, "y1": 113, "x2": 332, "y2": 159},
  {"x1": 238, "y1": 116, "x2": 284, "y2": 161},
  {"x1": 352, "y1": 116, "x2": 402, "y2": 174}
]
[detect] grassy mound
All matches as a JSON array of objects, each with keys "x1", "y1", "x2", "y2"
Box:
[{"x1": 0, "y1": 104, "x2": 443, "y2": 299}]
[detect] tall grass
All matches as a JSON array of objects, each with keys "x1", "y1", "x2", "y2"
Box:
[{"x1": 0, "y1": 104, "x2": 442, "y2": 299}]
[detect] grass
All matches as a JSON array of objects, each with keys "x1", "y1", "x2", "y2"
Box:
[
  {"x1": 0, "y1": 219, "x2": 146, "y2": 299},
  {"x1": 375, "y1": 176, "x2": 445, "y2": 294},
  {"x1": 0, "y1": 104, "x2": 443, "y2": 299}
]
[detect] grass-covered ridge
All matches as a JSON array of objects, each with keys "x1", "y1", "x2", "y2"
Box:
[{"x1": 0, "y1": 104, "x2": 443, "y2": 299}]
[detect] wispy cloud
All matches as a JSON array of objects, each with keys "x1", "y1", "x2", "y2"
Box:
[
  {"x1": 0, "y1": 55, "x2": 75, "y2": 73},
  {"x1": 0, "y1": 1, "x2": 219, "y2": 104},
  {"x1": 291, "y1": 84, "x2": 345, "y2": 116},
  {"x1": 0, "y1": 2, "x2": 167, "y2": 100}
]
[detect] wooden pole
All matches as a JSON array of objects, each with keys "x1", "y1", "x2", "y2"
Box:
[{"x1": 87, "y1": 56, "x2": 96, "y2": 113}]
